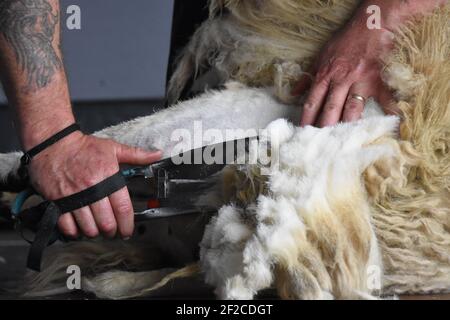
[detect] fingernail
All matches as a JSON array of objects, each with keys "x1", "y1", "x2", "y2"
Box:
[{"x1": 122, "y1": 237, "x2": 131, "y2": 241}]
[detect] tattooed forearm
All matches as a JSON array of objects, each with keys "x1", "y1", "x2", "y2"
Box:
[{"x1": 0, "y1": 0, "x2": 62, "y2": 91}]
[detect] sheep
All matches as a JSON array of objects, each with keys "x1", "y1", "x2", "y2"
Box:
[{"x1": 0, "y1": 0, "x2": 448, "y2": 299}]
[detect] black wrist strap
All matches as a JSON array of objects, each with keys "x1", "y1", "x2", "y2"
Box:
[
  {"x1": 21, "y1": 171, "x2": 127, "y2": 271},
  {"x1": 53, "y1": 171, "x2": 127, "y2": 213},
  {"x1": 21, "y1": 123, "x2": 81, "y2": 166}
]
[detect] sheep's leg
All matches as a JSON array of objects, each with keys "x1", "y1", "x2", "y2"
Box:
[
  {"x1": 94, "y1": 84, "x2": 299, "y2": 158},
  {"x1": 0, "y1": 85, "x2": 298, "y2": 191}
]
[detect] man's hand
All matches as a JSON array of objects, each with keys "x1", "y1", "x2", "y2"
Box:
[
  {"x1": 293, "y1": 0, "x2": 447, "y2": 127},
  {"x1": 28, "y1": 133, "x2": 162, "y2": 239},
  {"x1": 293, "y1": 9, "x2": 395, "y2": 127},
  {"x1": 0, "y1": 0, "x2": 161, "y2": 239}
]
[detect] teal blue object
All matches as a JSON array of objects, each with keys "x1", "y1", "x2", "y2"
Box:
[
  {"x1": 121, "y1": 168, "x2": 138, "y2": 177},
  {"x1": 121, "y1": 167, "x2": 152, "y2": 178},
  {"x1": 12, "y1": 189, "x2": 36, "y2": 216}
]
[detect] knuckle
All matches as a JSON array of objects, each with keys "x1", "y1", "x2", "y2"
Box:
[
  {"x1": 328, "y1": 80, "x2": 340, "y2": 90},
  {"x1": 315, "y1": 70, "x2": 328, "y2": 82},
  {"x1": 315, "y1": 78, "x2": 330, "y2": 90},
  {"x1": 345, "y1": 100, "x2": 363, "y2": 111},
  {"x1": 129, "y1": 145, "x2": 139, "y2": 153},
  {"x1": 115, "y1": 145, "x2": 125, "y2": 155},
  {"x1": 114, "y1": 200, "x2": 133, "y2": 216},
  {"x1": 129, "y1": 148, "x2": 140, "y2": 158},
  {"x1": 303, "y1": 102, "x2": 316, "y2": 111},
  {"x1": 353, "y1": 63, "x2": 366, "y2": 75},
  {"x1": 83, "y1": 175, "x2": 99, "y2": 187},
  {"x1": 305, "y1": 93, "x2": 324, "y2": 107},
  {"x1": 99, "y1": 220, "x2": 117, "y2": 233},
  {"x1": 324, "y1": 103, "x2": 339, "y2": 111},
  {"x1": 332, "y1": 58, "x2": 350, "y2": 70},
  {"x1": 331, "y1": 66, "x2": 353, "y2": 81}
]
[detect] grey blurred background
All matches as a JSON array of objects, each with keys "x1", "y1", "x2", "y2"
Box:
[{"x1": 0, "y1": 0, "x2": 174, "y2": 152}]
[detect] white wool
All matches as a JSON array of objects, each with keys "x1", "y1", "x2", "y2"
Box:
[
  {"x1": 0, "y1": 152, "x2": 21, "y2": 179},
  {"x1": 0, "y1": 151, "x2": 23, "y2": 188},
  {"x1": 221, "y1": 276, "x2": 254, "y2": 300},
  {"x1": 200, "y1": 206, "x2": 249, "y2": 295},
  {"x1": 200, "y1": 114, "x2": 397, "y2": 299},
  {"x1": 221, "y1": 211, "x2": 253, "y2": 245},
  {"x1": 382, "y1": 61, "x2": 426, "y2": 100}
]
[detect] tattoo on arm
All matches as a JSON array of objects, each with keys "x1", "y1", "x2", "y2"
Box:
[{"x1": 0, "y1": 0, "x2": 62, "y2": 91}]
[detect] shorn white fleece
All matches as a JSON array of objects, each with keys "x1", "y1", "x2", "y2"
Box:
[{"x1": 200, "y1": 112, "x2": 399, "y2": 299}]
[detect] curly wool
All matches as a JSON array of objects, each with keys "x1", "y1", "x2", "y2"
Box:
[
  {"x1": 369, "y1": 7, "x2": 450, "y2": 295},
  {"x1": 171, "y1": 0, "x2": 450, "y2": 297},
  {"x1": 168, "y1": 0, "x2": 361, "y2": 104}
]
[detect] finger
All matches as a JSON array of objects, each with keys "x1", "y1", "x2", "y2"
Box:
[
  {"x1": 342, "y1": 83, "x2": 370, "y2": 122},
  {"x1": 317, "y1": 81, "x2": 351, "y2": 127},
  {"x1": 300, "y1": 77, "x2": 330, "y2": 126},
  {"x1": 291, "y1": 74, "x2": 312, "y2": 96},
  {"x1": 72, "y1": 206, "x2": 99, "y2": 238},
  {"x1": 58, "y1": 213, "x2": 78, "y2": 239},
  {"x1": 109, "y1": 187, "x2": 134, "y2": 239},
  {"x1": 90, "y1": 198, "x2": 117, "y2": 238},
  {"x1": 115, "y1": 143, "x2": 162, "y2": 165}
]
